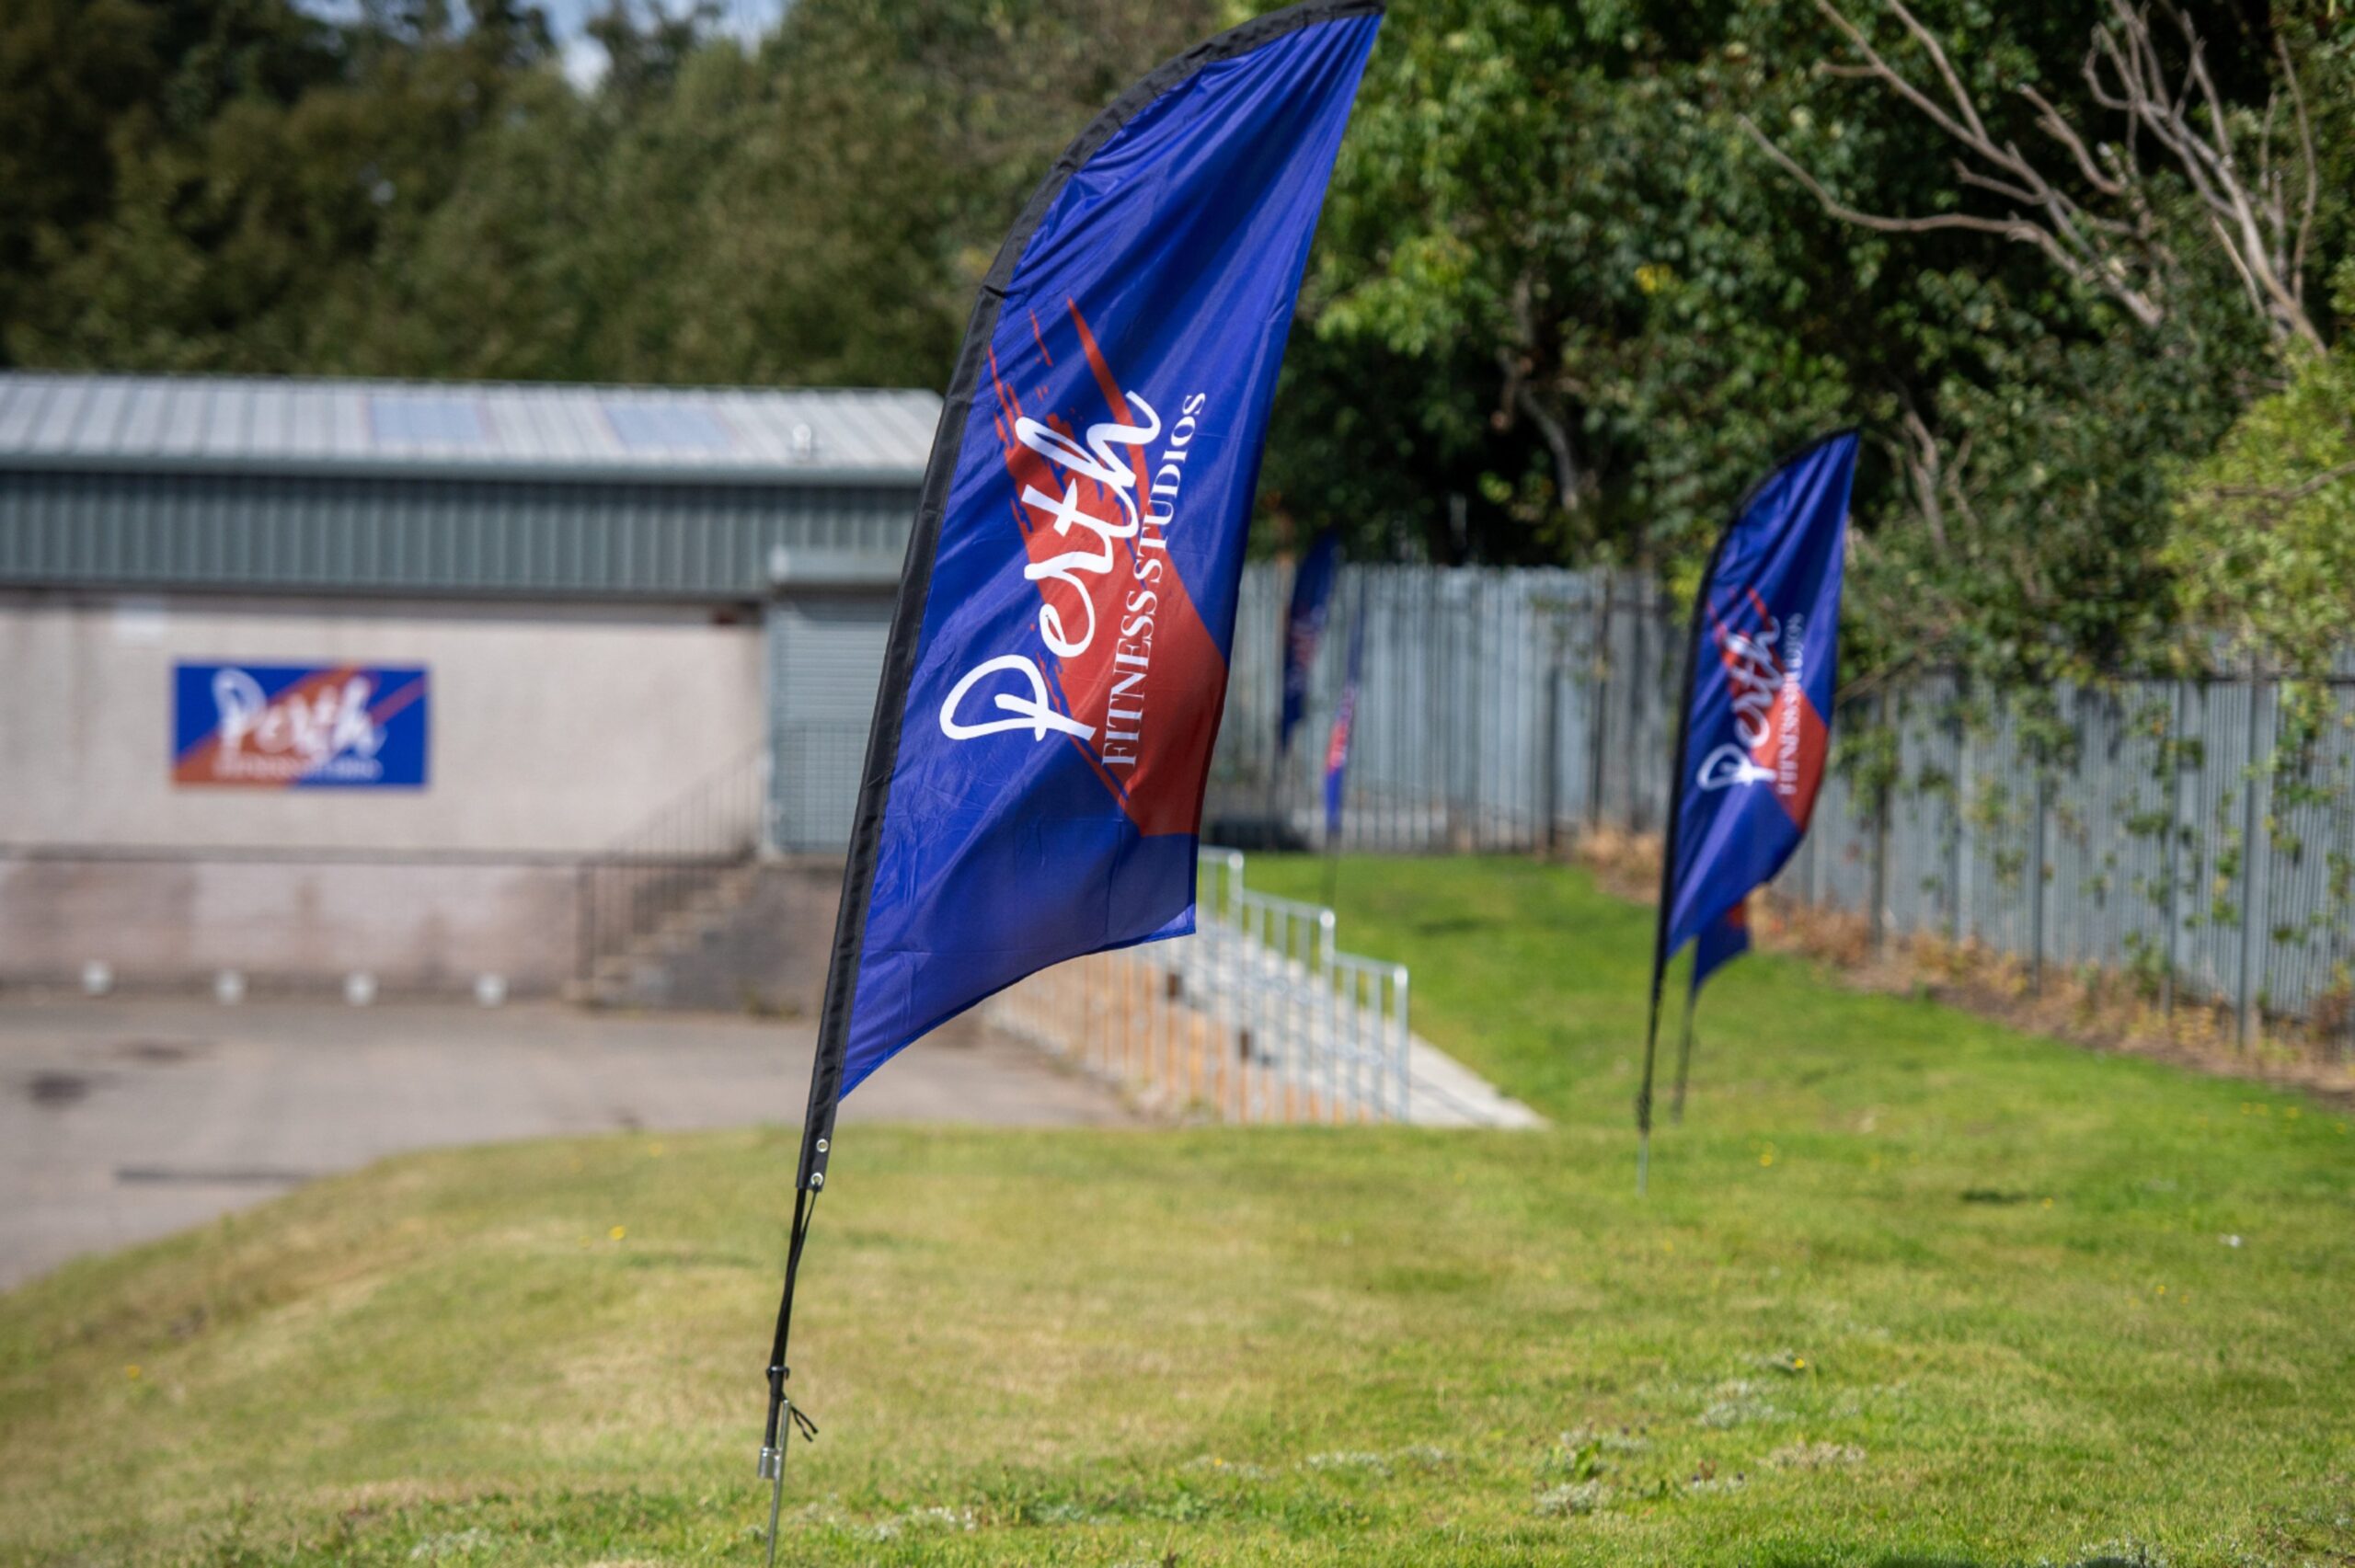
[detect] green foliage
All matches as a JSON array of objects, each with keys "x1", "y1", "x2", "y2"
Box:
[
  {"x1": 2169, "y1": 261, "x2": 2355, "y2": 676},
  {"x1": 1304, "y1": 0, "x2": 1866, "y2": 567},
  {"x1": 11, "y1": 0, "x2": 552, "y2": 370},
  {"x1": 1306, "y1": 0, "x2": 2318, "y2": 683},
  {"x1": 1848, "y1": 269, "x2": 2266, "y2": 686}
]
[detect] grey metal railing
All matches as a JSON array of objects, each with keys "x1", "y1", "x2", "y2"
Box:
[{"x1": 988, "y1": 847, "x2": 1413, "y2": 1121}]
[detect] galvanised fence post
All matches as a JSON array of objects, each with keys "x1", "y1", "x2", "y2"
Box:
[
  {"x1": 1948, "y1": 688, "x2": 1970, "y2": 949},
  {"x1": 1638, "y1": 574, "x2": 1658, "y2": 838},
  {"x1": 1870, "y1": 692, "x2": 1891, "y2": 958},
  {"x1": 1588, "y1": 576, "x2": 1612, "y2": 836},
  {"x1": 2030, "y1": 761, "x2": 2050, "y2": 997},
  {"x1": 1541, "y1": 660, "x2": 1563, "y2": 855},
  {"x1": 2162, "y1": 680, "x2": 2187, "y2": 1024},
  {"x1": 2236, "y1": 675, "x2": 2271, "y2": 1051}
]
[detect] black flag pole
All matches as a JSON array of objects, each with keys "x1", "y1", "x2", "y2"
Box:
[
  {"x1": 750, "y1": 6, "x2": 1386, "y2": 1561},
  {"x1": 1669, "y1": 984, "x2": 1699, "y2": 1123},
  {"x1": 1637, "y1": 522, "x2": 1734, "y2": 1195}
]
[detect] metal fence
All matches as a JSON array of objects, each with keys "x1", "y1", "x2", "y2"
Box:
[
  {"x1": 988, "y1": 847, "x2": 1414, "y2": 1122},
  {"x1": 1216, "y1": 563, "x2": 2355, "y2": 1054},
  {"x1": 1209, "y1": 565, "x2": 1681, "y2": 851},
  {"x1": 750, "y1": 560, "x2": 2353, "y2": 1053},
  {"x1": 1792, "y1": 674, "x2": 2355, "y2": 1048}
]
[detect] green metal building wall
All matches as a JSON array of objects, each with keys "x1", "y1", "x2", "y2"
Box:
[{"x1": 0, "y1": 470, "x2": 914, "y2": 602}]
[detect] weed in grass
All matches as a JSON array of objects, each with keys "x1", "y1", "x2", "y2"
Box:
[
  {"x1": 1534, "y1": 1479, "x2": 1611, "y2": 1517},
  {"x1": 1697, "y1": 1380, "x2": 1785, "y2": 1429},
  {"x1": 856, "y1": 1504, "x2": 976, "y2": 1541},
  {"x1": 1683, "y1": 1459, "x2": 1748, "y2": 1495},
  {"x1": 1766, "y1": 1441, "x2": 1866, "y2": 1471}
]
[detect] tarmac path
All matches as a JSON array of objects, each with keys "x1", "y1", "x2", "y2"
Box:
[{"x1": 0, "y1": 997, "x2": 1129, "y2": 1290}]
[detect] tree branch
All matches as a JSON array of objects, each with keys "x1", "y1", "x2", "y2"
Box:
[
  {"x1": 1770, "y1": 0, "x2": 2321, "y2": 349},
  {"x1": 1740, "y1": 115, "x2": 2161, "y2": 326},
  {"x1": 2275, "y1": 33, "x2": 2318, "y2": 318},
  {"x1": 1492, "y1": 275, "x2": 1589, "y2": 516},
  {"x1": 2201, "y1": 460, "x2": 2355, "y2": 505}
]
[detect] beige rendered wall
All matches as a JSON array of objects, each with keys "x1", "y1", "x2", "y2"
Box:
[
  {"x1": 0, "y1": 857, "x2": 580, "y2": 994},
  {"x1": 0, "y1": 592, "x2": 764, "y2": 993},
  {"x1": 0, "y1": 592, "x2": 764, "y2": 853}
]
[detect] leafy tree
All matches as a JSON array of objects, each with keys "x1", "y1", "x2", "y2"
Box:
[
  {"x1": 9, "y1": 0, "x2": 550, "y2": 369},
  {"x1": 0, "y1": 0, "x2": 343, "y2": 363},
  {"x1": 2169, "y1": 259, "x2": 2355, "y2": 675},
  {"x1": 1303, "y1": 0, "x2": 2337, "y2": 685}
]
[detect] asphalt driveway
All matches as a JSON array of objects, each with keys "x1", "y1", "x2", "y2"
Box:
[{"x1": 0, "y1": 997, "x2": 1127, "y2": 1289}]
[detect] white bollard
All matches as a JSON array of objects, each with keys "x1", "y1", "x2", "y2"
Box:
[
  {"x1": 344, "y1": 971, "x2": 377, "y2": 1007},
  {"x1": 214, "y1": 970, "x2": 246, "y2": 1005},
  {"x1": 474, "y1": 973, "x2": 508, "y2": 1008},
  {"x1": 82, "y1": 960, "x2": 113, "y2": 998}
]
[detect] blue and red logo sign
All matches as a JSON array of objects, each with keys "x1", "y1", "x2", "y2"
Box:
[{"x1": 172, "y1": 663, "x2": 430, "y2": 788}]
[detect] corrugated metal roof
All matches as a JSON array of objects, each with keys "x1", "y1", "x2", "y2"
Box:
[{"x1": 0, "y1": 372, "x2": 942, "y2": 486}]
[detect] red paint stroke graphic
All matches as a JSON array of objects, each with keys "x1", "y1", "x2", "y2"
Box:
[{"x1": 984, "y1": 300, "x2": 1228, "y2": 836}]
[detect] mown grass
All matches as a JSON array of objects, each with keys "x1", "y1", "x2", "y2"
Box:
[{"x1": 3, "y1": 856, "x2": 2351, "y2": 1566}]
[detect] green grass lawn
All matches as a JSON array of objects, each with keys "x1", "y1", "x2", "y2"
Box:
[{"x1": 4, "y1": 856, "x2": 2352, "y2": 1566}]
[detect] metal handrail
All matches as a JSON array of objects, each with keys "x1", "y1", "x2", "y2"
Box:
[
  {"x1": 574, "y1": 744, "x2": 771, "y2": 995},
  {"x1": 989, "y1": 845, "x2": 1413, "y2": 1123}
]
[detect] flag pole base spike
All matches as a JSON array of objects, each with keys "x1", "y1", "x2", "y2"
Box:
[
  {"x1": 763, "y1": 1454, "x2": 786, "y2": 1568},
  {"x1": 759, "y1": 1403, "x2": 789, "y2": 1568},
  {"x1": 758, "y1": 1374, "x2": 818, "y2": 1566}
]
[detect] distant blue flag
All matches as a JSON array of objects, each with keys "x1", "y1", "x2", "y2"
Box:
[
  {"x1": 1280, "y1": 531, "x2": 1342, "y2": 756},
  {"x1": 791, "y1": 1, "x2": 1385, "y2": 1185},
  {"x1": 1637, "y1": 430, "x2": 1857, "y2": 1164},
  {"x1": 1323, "y1": 586, "x2": 1366, "y2": 839}
]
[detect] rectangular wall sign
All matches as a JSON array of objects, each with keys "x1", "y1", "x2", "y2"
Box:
[{"x1": 171, "y1": 663, "x2": 430, "y2": 788}]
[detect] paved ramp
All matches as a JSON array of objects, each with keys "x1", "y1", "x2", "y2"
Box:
[{"x1": 1402, "y1": 1036, "x2": 1546, "y2": 1128}]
